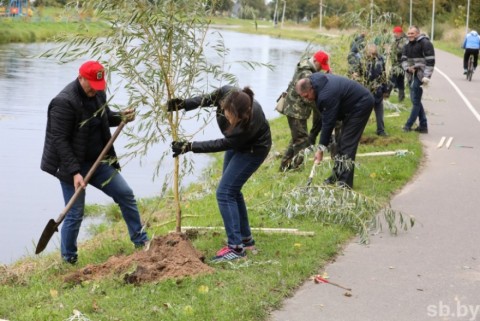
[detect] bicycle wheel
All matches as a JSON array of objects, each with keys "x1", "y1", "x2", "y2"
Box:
[{"x1": 467, "y1": 55, "x2": 474, "y2": 81}]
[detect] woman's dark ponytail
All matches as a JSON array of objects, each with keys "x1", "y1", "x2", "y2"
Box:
[{"x1": 223, "y1": 86, "x2": 254, "y2": 132}]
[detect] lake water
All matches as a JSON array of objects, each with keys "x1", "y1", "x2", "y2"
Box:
[{"x1": 0, "y1": 29, "x2": 316, "y2": 264}]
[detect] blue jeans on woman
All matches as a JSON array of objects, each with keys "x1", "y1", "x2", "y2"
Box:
[
  {"x1": 405, "y1": 75, "x2": 427, "y2": 129},
  {"x1": 216, "y1": 150, "x2": 267, "y2": 248},
  {"x1": 60, "y1": 162, "x2": 148, "y2": 262}
]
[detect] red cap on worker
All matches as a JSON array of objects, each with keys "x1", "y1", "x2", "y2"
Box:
[
  {"x1": 79, "y1": 61, "x2": 106, "y2": 91},
  {"x1": 393, "y1": 26, "x2": 403, "y2": 33},
  {"x1": 313, "y1": 50, "x2": 330, "y2": 72}
]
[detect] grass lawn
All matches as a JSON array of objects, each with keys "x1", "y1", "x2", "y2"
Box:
[
  {"x1": 0, "y1": 94, "x2": 422, "y2": 320},
  {"x1": 0, "y1": 15, "x2": 425, "y2": 321}
]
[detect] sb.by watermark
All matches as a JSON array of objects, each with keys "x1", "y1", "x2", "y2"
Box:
[{"x1": 427, "y1": 300, "x2": 480, "y2": 320}]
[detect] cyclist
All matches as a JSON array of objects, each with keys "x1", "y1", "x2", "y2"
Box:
[{"x1": 462, "y1": 30, "x2": 480, "y2": 75}]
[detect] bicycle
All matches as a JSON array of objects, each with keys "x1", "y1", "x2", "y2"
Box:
[{"x1": 466, "y1": 54, "x2": 474, "y2": 81}]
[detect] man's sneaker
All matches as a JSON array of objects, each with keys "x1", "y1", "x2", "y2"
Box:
[
  {"x1": 242, "y1": 238, "x2": 256, "y2": 251},
  {"x1": 413, "y1": 126, "x2": 428, "y2": 134},
  {"x1": 62, "y1": 255, "x2": 78, "y2": 265},
  {"x1": 402, "y1": 126, "x2": 411, "y2": 132},
  {"x1": 211, "y1": 246, "x2": 246, "y2": 263},
  {"x1": 464, "y1": 69, "x2": 468, "y2": 75}
]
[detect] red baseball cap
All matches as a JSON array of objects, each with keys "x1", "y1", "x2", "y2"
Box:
[
  {"x1": 313, "y1": 50, "x2": 331, "y2": 72},
  {"x1": 393, "y1": 26, "x2": 403, "y2": 33},
  {"x1": 79, "y1": 61, "x2": 106, "y2": 91}
]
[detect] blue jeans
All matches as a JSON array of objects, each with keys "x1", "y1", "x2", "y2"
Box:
[
  {"x1": 405, "y1": 76, "x2": 427, "y2": 129},
  {"x1": 216, "y1": 150, "x2": 267, "y2": 248},
  {"x1": 60, "y1": 162, "x2": 148, "y2": 260}
]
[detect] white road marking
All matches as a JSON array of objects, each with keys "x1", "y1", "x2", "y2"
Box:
[
  {"x1": 437, "y1": 136, "x2": 446, "y2": 148},
  {"x1": 435, "y1": 67, "x2": 480, "y2": 122},
  {"x1": 446, "y1": 136, "x2": 454, "y2": 149}
]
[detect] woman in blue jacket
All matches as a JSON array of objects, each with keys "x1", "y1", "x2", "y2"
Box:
[{"x1": 167, "y1": 86, "x2": 271, "y2": 262}]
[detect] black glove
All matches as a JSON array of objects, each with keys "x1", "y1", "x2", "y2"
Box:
[
  {"x1": 171, "y1": 141, "x2": 192, "y2": 157},
  {"x1": 167, "y1": 98, "x2": 185, "y2": 112}
]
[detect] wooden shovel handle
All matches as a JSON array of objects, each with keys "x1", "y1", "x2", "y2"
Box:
[{"x1": 54, "y1": 122, "x2": 126, "y2": 224}]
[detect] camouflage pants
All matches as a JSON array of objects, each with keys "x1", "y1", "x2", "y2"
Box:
[
  {"x1": 308, "y1": 107, "x2": 322, "y2": 145},
  {"x1": 280, "y1": 116, "x2": 310, "y2": 171}
]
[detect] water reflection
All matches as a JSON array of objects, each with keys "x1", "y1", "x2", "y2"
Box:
[{"x1": 0, "y1": 29, "x2": 317, "y2": 264}]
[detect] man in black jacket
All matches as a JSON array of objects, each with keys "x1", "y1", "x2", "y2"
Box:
[
  {"x1": 296, "y1": 73, "x2": 374, "y2": 188},
  {"x1": 401, "y1": 25, "x2": 435, "y2": 134},
  {"x1": 41, "y1": 61, "x2": 148, "y2": 264}
]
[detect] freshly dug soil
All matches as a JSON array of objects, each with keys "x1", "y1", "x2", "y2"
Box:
[{"x1": 64, "y1": 233, "x2": 214, "y2": 285}]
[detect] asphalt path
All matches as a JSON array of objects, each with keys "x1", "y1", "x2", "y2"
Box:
[{"x1": 270, "y1": 49, "x2": 480, "y2": 321}]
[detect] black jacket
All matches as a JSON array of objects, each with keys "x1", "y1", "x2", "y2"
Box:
[
  {"x1": 41, "y1": 79, "x2": 122, "y2": 184},
  {"x1": 401, "y1": 34, "x2": 435, "y2": 81},
  {"x1": 183, "y1": 86, "x2": 272, "y2": 157},
  {"x1": 310, "y1": 73, "x2": 374, "y2": 147},
  {"x1": 355, "y1": 55, "x2": 390, "y2": 102}
]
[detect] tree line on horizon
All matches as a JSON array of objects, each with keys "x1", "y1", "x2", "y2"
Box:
[
  {"x1": 211, "y1": 0, "x2": 480, "y2": 32},
  {"x1": 29, "y1": 0, "x2": 480, "y2": 32}
]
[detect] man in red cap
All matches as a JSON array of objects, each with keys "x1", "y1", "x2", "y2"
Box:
[
  {"x1": 312, "y1": 51, "x2": 331, "y2": 73},
  {"x1": 278, "y1": 50, "x2": 331, "y2": 171},
  {"x1": 41, "y1": 61, "x2": 149, "y2": 264},
  {"x1": 390, "y1": 26, "x2": 408, "y2": 101},
  {"x1": 78, "y1": 60, "x2": 107, "y2": 94}
]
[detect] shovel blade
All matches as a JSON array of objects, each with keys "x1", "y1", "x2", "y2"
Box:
[{"x1": 35, "y1": 219, "x2": 59, "y2": 254}]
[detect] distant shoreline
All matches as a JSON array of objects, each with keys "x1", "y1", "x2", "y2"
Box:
[{"x1": 0, "y1": 18, "x2": 107, "y2": 44}]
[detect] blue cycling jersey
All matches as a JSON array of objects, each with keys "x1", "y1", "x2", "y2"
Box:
[{"x1": 463, "y1": 31, "x2": 480, "y2": 49}]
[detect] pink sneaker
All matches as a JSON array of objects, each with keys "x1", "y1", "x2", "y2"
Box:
[{"x1": 211, "y1": 246, "x2": 246, "y2": 263}]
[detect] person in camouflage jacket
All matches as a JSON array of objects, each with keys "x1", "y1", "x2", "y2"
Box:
[
  {"x1": 279, "y1": 50, "x2": 330, "y2": 171},
  {"x1": 349, "y1": 43, "x2": 391, "y2": 136},
  {"x1": 390, "y1": 26, "x2": 408, "y2": 101}
]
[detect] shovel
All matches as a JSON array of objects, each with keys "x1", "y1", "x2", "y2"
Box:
[{"x1": 35, "y1": 122, "x2": 126, "y2": 255}]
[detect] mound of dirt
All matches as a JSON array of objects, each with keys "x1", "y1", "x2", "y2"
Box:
[{"x1": 64, "y1": 233, "x2": 214, "y2": 285}]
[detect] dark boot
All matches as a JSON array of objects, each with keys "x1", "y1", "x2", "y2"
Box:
[
  {"x1": 280, "y1": 147, "x2": 294, "y2": 171},
  {"x1": 279, "y1": 158, "x2": 292, "y2": 171},
  {"x1": 291, "y1": 153, "x2": 304, "y2": 169},
  {"x1": 398, "y1": 89, "x2": 405, "y2": 102}
]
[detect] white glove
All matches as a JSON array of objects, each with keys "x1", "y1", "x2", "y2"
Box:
[{"x1": 421, "y1": 77, "x2": 430, "y2": 87}]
